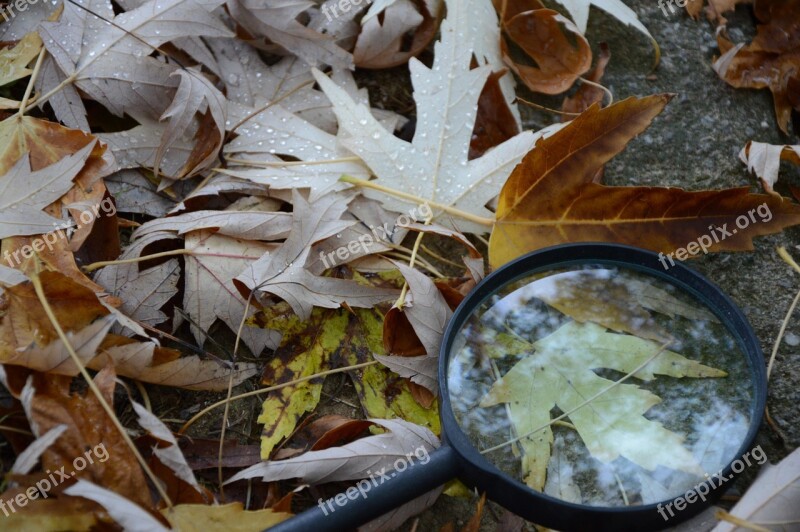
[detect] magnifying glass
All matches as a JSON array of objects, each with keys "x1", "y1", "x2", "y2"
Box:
[{"x1": 268, "y1": 243, "x2": 766, "y2": 532}]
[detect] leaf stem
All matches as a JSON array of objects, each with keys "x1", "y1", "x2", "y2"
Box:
[
  {"x1": 340, "y1": 175, "x2": 495, "y2": 227},
  {"x1": 16, "y1": 47, "x2": 46, "y2": 117},
  {"x1": 178, "y1": 360, "x2": 378, "y2": 435},
  {"x1": 82, "y1": 249, "x2": 193, "y2": 272},
  {"x1": 30, "y1": 270, "x2": 174, "y2": 509}
]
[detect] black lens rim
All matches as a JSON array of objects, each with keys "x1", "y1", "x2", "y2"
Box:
[{"x1": 438, "y1": 243, "x2": 766, "y2": 531}]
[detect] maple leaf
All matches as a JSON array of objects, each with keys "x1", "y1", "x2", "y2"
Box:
[
  {"x1": 22, "y1": 367, "x2": 153, "y2": 509},
  {"x1": 235, "y1": 190, "x2": 399, "y2": 319},
  {"x1": 228, "y1": 418, "x2": 439, "y2": 484},
  {"x1": 489, "y1": 96, "x2": 800, "y2": 267},
  {"x1": 313, "y1": 0, "x2": 552, "y2": 234},
  {"x1": 481, "y1": 321, "x2": 724, "y2": 491},
  {"x1": 0, "y1": 32, "x2": 42, "y2": 89},
  {"x1": 226, "y1": 0, "x2": 354, "y2": 68},
  {"x1": 713, "y1": 0, "x2": 800, "y2": 134},
  {"x1": 0, "y1": 142, "x2": 94, "y2": 239},
  {"x1": 38, "y1": 0, "x2": 232, "y2": 123},
  {"x1": 155, "y1": 69, "x2": 227, "y2": 178}
]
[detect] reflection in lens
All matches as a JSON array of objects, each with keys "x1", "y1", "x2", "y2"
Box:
[{"x1": 447, "y1": 265, "x2": 754, "y2": 507}]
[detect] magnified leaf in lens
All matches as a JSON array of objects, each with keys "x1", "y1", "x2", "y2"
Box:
[{"x1": 480, "y1": 320, "x2": 725, "y2": 491}]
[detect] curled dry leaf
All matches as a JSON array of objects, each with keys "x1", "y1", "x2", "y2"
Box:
[
  {"x1": 489, "y1": 96, "x2": 800, "y2": 267},
  {"x1": 713, "y1": 0, "x2": 800, "y2": 134},
  {"x1": 155, "y1": 69, "x2": 227, "y2": 179},
  {"x1": 562, "y1": 42, "x2": 611, "y2": 117},
  {"x1": 499, "y1": 4, "x2": 592, "y2": 95},
  {"x1": 739, "y1": 141, "x2": 800, "y2": 196}
]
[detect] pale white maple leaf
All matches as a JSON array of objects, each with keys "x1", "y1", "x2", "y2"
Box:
[
  {"x1": 183, "y1": 231, "x2": 278, "y2": 355},
  {"x1": 226, "y1": 418, "x2": 439, "y2": 484},
  {"x1": 221, "y1": 100, "x2": 370, "y2": 200},
  {"x1": 115, "y1": 259, "x2": 180, "y2": 328},
  {"x1": 226, "y1": 0, "x2": 352, "y2": 68},
  {"x1": 39, "y1": 0, "x2": 233, "y2": 122},
  {"x1": 0, "y1": 141, "x2": 94, "y2": 239},
  {"x1": 235, "y1": 190, "x2": 399, "y2": 319},
  {"x1": 313, "y1": 0, "x2": 560, "y2": 233}
]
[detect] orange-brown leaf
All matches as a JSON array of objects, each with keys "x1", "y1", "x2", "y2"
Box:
[
  {"x1": 490, "y1": 95, "x2": 800, "y2": 267},
  {"x1": 500, "y1": 8, "x2": 592, "y2": 95},
  {"x1": 712, "y1": 0, "x2": 800, "y2": 133},
  {"x1": 26, "y1": 367, "x2": 153, "y2": 509}
]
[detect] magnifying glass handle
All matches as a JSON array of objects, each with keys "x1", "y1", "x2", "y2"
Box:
[{"x1": 265, "y1": 445, "x2": 460, "y2": 532}]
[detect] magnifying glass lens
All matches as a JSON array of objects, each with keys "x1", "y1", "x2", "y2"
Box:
[{"x1": 447, "y1": 264, "x2": 755, "y2": 508}]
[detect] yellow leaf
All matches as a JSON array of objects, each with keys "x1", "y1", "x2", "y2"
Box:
[{"x1": 162, "y1": 503, "x2": 290, "y2": 531}]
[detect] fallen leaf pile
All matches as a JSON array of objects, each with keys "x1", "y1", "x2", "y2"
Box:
[{"x1": 0, "y1": 0, "x2": 798, "y2": 529}]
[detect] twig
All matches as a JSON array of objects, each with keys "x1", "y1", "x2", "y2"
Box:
[
  {"x1": 30, "y1": 269, "x2": 173, "y2": 508},
  {"x1": 178, "y1": 361, "x2": 378, "y2": 434}
]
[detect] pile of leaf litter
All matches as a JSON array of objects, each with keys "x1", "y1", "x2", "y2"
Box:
[{"x1": 0, "y1": 0, "x2": 799, "y2": 529}]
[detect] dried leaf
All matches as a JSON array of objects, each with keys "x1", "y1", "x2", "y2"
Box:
[
  {"x1": 500, "y1": 8, "x2": 592, "y2": 95},
  {"x1": 313, "y1": 0, "x2": 554, "y2": 233},
  {"x1": 712, "y1": 0, "x2": 800, "y2": 133},
  {"x1": 235, "y1": 191, "x2": 399, "y2": 320},
  {"x1": 740, "y1": 141, "x2": 800, "y2": 195},
  {"x1": 553, "y1": 0, "x2": 654, "y2": 41},
  {"x1": 0, "y1": 271, "x2": 258, "y2": 390},
  {"x1": 710, "y1": 447, "x2": 799, "y2": 532},
  {"x1": 0, "y1": 31, "x2": 43, "y2": 89},
  {"x1": 227, "y1": 418, "x2": 439, "y2": 484},
  {"x1": 353, "y1": 0, "x2": 443, "y2": 69},
  {"x1": 252, "y1": 292, "x2": 438, "y2": 458},
  {"x1": 489, "y1": 96, "x2": 800, "y2": 267},
  {"x1": 25, "y1": 367, "x2": 153, "y2": 508}
]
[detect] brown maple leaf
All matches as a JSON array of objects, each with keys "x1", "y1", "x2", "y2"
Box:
[{"x1": 489, "y1": 95, "x2": 800, "y2": 267}]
